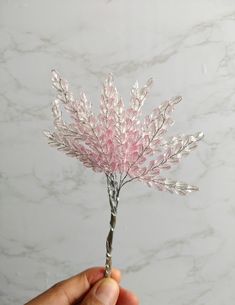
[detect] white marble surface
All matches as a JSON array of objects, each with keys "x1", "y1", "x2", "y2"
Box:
[{"x1": 0, "y1": 0, "x2": 235, "y2": 304}]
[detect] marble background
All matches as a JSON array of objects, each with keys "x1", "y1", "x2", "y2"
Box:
[{"x1": 0, "y1": 0, "x2": 235, "y2": 304}]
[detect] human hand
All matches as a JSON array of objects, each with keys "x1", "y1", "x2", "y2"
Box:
[{"x1": 24, "y1": 266, "x2": 139, "y2": 305}]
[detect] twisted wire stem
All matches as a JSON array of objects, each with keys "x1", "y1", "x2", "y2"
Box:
[{"x1": 104, "y1": 174, "x2": 120, "y2": 278}]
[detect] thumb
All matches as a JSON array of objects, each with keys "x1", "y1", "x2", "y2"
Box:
[{"x1": 81, "y1": 278, "x2": 119, "y2": 305}]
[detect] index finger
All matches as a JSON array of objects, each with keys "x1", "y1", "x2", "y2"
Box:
[
  {"x1": 58, "y1": 266, "x2": 121, "y2": 301},
  {"x1": 25, "y1": 266, "x2": 121, "y2": 305}
]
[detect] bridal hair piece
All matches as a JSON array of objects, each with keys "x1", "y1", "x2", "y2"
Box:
[{"x1": 44, "y1": 70, "x2": 204, "y2": 277}]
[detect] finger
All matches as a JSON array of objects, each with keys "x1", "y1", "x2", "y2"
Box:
[
  {"x1": 52, "y1": 267, "x2": 121, "y2": 304},
  {"x1": 116, "y1": 286, "x2": 139, "y2": 305},
  {"x1": 111, "y1": 268, "x2": 121, "y2": 283},
  {"x1": 80, "y1": 278, "x2": 119, "y2": 305},
  {"x1": 25, "y1": 267, "x2": 121, "y2": 305}
]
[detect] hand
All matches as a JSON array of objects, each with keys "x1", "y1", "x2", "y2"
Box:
[{"x1": 25, "y1": 266, "x2": 139, "y2": 305}]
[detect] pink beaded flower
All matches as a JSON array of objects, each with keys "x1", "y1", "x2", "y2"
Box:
[{"x1": 44, "y1": 70, "x2": 204, "y2": 277}]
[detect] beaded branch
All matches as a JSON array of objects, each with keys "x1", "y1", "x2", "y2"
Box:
[{"x1": 44, "y1": 70, "x2": 204, "y2": 277}]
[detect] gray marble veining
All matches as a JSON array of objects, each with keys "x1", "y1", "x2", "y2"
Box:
[{"x1": 0, "y1": 0, "x2": 235, "y2": 304}]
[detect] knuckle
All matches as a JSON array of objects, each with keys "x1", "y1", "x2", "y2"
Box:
[{"x1": 50, "y1": 280, "x2": 64, "y2": 290}]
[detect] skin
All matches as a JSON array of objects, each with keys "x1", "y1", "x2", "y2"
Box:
[{"x1": 25, "y1": 266, "x2": 139, "y2": 305}]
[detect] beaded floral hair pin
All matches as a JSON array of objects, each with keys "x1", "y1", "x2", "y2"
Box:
[{"x1": 44, "y1": 70, "x2": 204, "y2": 277}]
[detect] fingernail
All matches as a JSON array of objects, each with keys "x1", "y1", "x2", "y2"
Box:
[{"x1": 95, "y1": 278, "x2": 119, "y2": 305}]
